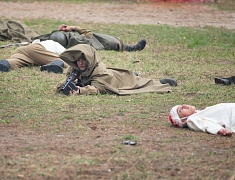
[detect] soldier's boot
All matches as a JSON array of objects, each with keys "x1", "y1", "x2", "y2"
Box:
[
  {"x1": 215, "y1": 76, "x2": 235, "y2": 85},
  {"x1": 125, "y1": 39, "x2": 146, "y2": 52},
  {"x1": 0, "y1": 59, "x2": 10, "y2": 72},
  {"x1": 160, "y1": 78, "x2": 177, "y2": 87},
  {"x1": 40, "y1": 60, "x2": 64, "y2": 74}
]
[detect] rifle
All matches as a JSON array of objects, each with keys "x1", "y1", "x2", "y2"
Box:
[
  {"x1": 61, "y1": 72, "x2": 77, "y2": 95},
  {"x1": 0, "y1": 42, "x2": 30, "y2": 48}
]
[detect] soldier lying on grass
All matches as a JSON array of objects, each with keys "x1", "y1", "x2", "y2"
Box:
[
  {"x1": 169, "y1": 103, "x2": 235, "y2": 136},
  {"x1": 57, "y1": 44, "x2": 177, "y2": 96}
]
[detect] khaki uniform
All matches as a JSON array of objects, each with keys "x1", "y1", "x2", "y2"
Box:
[
  {"x1": 7, "y1": 43, "x2": 67, "y2": 70},
  {"x1": 57, "y1": 44, "x2": 171, "y2": 95},
  {"x1": 0, "y1": 20, "x2": 40, "y2": 42}
]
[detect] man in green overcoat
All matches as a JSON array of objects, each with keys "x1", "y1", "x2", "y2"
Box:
[{"x1": 34, "y1": 24, "x2": 146, "y2": 52}]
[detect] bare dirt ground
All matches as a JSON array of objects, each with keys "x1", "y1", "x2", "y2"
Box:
[
  {"x1": 1, "y1": 1, "x2": 235, "y2": 179},
  {"x1": 0, "y1": 1, "x2": 235, "y2": 29}
]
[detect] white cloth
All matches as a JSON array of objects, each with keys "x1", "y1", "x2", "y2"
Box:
[
  {"x1": 186, "y1": 103, "x2": 235, "y2": 135},
  {"x1": 32, "y1": 39, "x2": 65, "y2": 55},
  {"x1": 169, "y1": 105, "x2": 182, "y2": 127}
]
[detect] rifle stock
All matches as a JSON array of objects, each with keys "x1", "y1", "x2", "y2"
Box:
[{"x1": 0, "y1": 42, "x2": 29, "y2": 48}]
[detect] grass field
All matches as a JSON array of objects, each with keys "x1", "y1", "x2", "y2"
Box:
[{"x1": 0, "y1": 1, "x2": 235, "y2": 179}]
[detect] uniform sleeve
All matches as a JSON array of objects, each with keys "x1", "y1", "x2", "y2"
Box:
[
  {"x1": 56, "y1": 82, "x2": 64, "y2": 93},
  {"x1": 79, "y1": 85, "x2": 99, "y2": 95},
  {"x1": 74, "y1": 26, "x2": 93, "y2": 38},
  {"x1": 187, "y1": 118, "x2": 224, "y2": 135}
]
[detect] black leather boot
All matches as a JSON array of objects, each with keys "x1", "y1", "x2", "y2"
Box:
[
  {"x1": 125, "y1": 39, "x2": 146, "y2": 52},
  {"x1": 228, "y1": 76, "x2": 235, "y2": 84},
  {"x1": 215, "y1": 76, "x2": 235, "y2": 85},
  {"x1": 0, "y1": 59, "x2": 10, "y2": 72},
  {"x1": 160, "y1": 78, "x2": 177, "y2": 86},
  {"x1": 214, "y1": 77, "x2": 230, "y2": 85},
  {"x1": 40, "y1": 60, "x2": 64, "y2": 74}
]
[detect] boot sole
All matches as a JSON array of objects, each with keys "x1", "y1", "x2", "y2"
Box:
[
  {"x1": 228, "y1": 76, "x2": 235, "y2": 84},
  {"x1": 40, "y1": 65, "x2": 63, "y2": 74},
  {"x1": 0, "y1": 64, "x2": 10, "y2": 72}
]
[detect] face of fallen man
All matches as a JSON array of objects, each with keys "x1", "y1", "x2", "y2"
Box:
[{"x1": 177, "y1": 104, "x2": 196, "y2": 121}]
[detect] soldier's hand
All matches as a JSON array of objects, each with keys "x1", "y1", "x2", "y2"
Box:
[
  {"x1": 70, "y1": 86, "x2": 80, "y2": 95},
  {"x1": 59, "y1": 24, "x2": 75, "y2": 32},
  {"x1": 218, "y1": 128, "x2": 232, "y2": 136},
  {"x1": 74, "y1": 79, "x2": 78, "y2": 84},
  {"x1": 58, "y1": 24, "x2": 67, "y2": 31}
]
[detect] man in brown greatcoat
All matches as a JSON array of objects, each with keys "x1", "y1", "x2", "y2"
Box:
[{"x1": 57, "y1": 44, "x2": 177, "y2": 96}]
